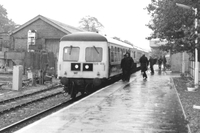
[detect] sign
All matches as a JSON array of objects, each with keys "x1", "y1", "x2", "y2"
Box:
[{"x1": 27, "y1": 30, "x2": 37, "y2": 51}]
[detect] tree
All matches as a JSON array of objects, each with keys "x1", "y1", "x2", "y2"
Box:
[
  {"x1": 79, "y1": 16, "x2": 104, "y2": 32},
  {"x1": 124, "y1": 40, "x2": 133, "y2": 46},
  {"x1": 113, "y1": 36, "x2": 122, "y2": 41},
  {"x1": 146, "y1": 0, "x2": 200, "y2": 54},
  {"x1": 0, "y1": 4, "x2": 17, "y2": 33}
]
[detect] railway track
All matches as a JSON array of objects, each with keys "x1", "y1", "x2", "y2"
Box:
[
  {"x1": 0, "y1": 88, "x2": 63, "y2": 114},
  {"x1": 0, "y1": 92, "x2": 84, "y2": 133},
  {"x1": 0, "y1": 84, "x2": 61, "y2": 104},
  {"x1": 0, "y1": 72, "x2": 134, "y2": 133}
]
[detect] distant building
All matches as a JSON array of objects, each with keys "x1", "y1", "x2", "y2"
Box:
[
  {"x1": 149, "y1": 39, "x2": 167, "y2": 48},
  {"x1": 149, "y1": 39, "x2": 168, "y2": 58},
  {"x1": 5, "y1": 15, "x2": 83, "y2": 71},
  {"x1": 10, "y1": 15, "x2": 83, "y2": 54},
  {"x1": 149, "y1": 39, "x2": 189, "y2": 73}
]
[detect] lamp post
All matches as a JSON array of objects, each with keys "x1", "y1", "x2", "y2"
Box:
[{"x1": 176, "y1": 3, "x2": 199, "y2": 88}]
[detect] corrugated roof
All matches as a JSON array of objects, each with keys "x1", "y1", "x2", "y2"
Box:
[
  {"x1": 45, "y1": 16, "x2": 84, "y2": 33},
  {"x1": 11, "y1": 15, "x2": 83, "y2": 35}
]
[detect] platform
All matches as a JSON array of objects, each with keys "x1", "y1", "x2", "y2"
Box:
[{"x1": 15, "y1": 68, "x2": 188, "y2": 133}]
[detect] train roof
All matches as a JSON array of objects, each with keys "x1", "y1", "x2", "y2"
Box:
[
  {"x1": 61, "y1": 32, "x2": 107, "y2": 42},
  {"x1": 60, "y1": 32, "x2": 133, "y2": 48}
]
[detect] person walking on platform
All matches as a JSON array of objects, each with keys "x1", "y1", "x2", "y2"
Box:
[
  {"x1": 149, "y1": 56, "x2": 155, "y2": 74},
  {"x1": 139, "y1": 54, "x2": 149, "y2": 80},
  {"x1": 121, "y1": 54, "x2": 127, "y2": 81},
  {"x1": 121, "y1": 52, "x2": 134, "y2": 82},
  {"x1": 158, "y1": 56, "x2": 163, "y2": 70},
  {"x1": 162, "y1": 55, "x2": 167, "y2": 70}
]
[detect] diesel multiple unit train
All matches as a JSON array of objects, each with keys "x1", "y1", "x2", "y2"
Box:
[{"x1": 58, "y1": 32, "x2": 148, "y2": 98}]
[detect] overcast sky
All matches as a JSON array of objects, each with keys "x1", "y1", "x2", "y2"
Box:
[{"x1": 1, "y1": 0, "x2": 152, "y2": 51}]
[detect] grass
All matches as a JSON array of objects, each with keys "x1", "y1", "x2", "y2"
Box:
[{"x1": 173, "y1": 77, "x2": 200, "y2": 133}]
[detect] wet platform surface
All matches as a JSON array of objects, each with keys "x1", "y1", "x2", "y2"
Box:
[{"x1": 15, "y1": 69, "x2": 188, "y2": 133}]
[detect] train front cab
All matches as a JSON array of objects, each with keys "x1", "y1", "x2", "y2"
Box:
[{"x1": 58, "y1": 35, "x2": 109, "y2": 98}]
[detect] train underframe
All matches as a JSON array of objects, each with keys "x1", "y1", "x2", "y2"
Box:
[
  {"x1": 60, "y1": 77, "x2": 109, "y2": 99},
  {"x1": 60, "y1": 74, "x2": 124, "y2": 99}
]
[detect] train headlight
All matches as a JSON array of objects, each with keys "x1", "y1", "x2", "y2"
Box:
[
  {"x1": 83, "y1": 63, "x2": 93, "y2": 71},
  {"x1": 71, "y1": 63, "x2": 81, "y2": 71},
  {"x1": 85, "y1": 65, "x2": 89, "y2": 69},
  {"x1": 75, "y1": 64, "x2": 79, "y2": 69}
]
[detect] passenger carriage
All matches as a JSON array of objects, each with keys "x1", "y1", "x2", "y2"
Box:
[{"x1": 58, "y1": 32, "x2": 141, "y2": 98}]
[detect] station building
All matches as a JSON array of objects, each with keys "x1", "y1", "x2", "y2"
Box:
[
  {"x1": 10, "y1": 15, "x2": 82, "y2": 57},
  {"x1": 2, "y1": 15, "x2": 83, "y2": 72}
]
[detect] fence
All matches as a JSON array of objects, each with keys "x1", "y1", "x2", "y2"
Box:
[
  {"x1": 5, "y1": 51, "x2": 56, "y2": 75},
  {"x1": 24, "y1": 51, "x2": 56, "y2": 75},
  {"x1": 188, "y1": 61, "x2": 200, "y2": 82}
]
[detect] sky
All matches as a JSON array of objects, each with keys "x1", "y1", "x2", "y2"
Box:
[{"x1": 1, "y1": 0, "x2": 152, "y2": 51}]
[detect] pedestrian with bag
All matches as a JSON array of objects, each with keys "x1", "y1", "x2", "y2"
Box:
[{"x1": 139, "y1": 54, "x2": 149, "y2": 80}]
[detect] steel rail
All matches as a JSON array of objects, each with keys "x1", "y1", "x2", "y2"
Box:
[
  {"x1": 0, "y1": 91, "x2": 63, "y2": 114},
  {"x1": 0, "y1": 84, "x2": 62, "y2": 104},
  {"x1": 0, "y1": 94, "x2": 84, "y2": 133}
]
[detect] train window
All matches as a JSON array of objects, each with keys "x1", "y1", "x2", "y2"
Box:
[
  {"x1": 85, "y1": 47, "x2": 103, "y2": 62},
  {"x1": 111, "y1": 52, "x2": 114, "y2": 62},
  {"x1": 134, "y1": 51, "x2": 136, "y2": 58},
  {"x1": 114, "y1": 47, "x2": 117, "y2": 62},
  {"x1": 111, "y1": 46, "x2": 114, "y2": 62},
  {"x1": 63, "y1": 46, "x2": 80, "y2": 61},
  {"x1": 121, "y1": 49, "x2": 123, "y2": 58},
  {"x1": 117, "y1": 47, "x2": 120, "y2": 61},
  {"x1": 120, "y1": 48, "x2": 123, "y2": 60}
]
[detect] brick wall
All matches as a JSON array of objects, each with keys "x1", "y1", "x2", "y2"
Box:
[{"x1": 11, "y1": 19, "x2": 67, "y2": 51}]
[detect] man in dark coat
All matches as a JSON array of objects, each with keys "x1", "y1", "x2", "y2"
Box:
[
  {"x1": 121, "y1": 52, "x2": 134, "y2": 82},
  {"x1": 149, "y1": 56, "x2": 155, "y2": 74},
  {"x1": 139, "y1": 54, "x2": 149, "y2": 80}
]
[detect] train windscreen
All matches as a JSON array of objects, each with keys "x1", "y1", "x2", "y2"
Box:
[
  {"x1": 85, "y1": 47, "x2": 103, "y2": 62},
  {"x1": 63, "y1": 46, "x2": 80, "y2": 61}
]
